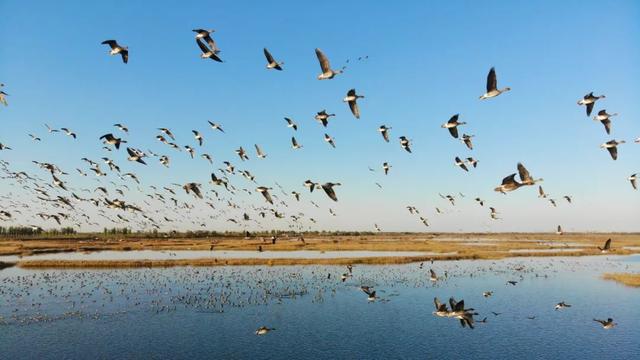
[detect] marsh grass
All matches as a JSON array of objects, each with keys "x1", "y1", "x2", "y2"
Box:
[{"x1": 603, "y1": 273, "x2": 640, "y2": 288}]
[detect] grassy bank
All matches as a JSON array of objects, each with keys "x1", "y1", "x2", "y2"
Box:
[{"x1": 603, "y1": 273, "x2": 640, "y2": 288}]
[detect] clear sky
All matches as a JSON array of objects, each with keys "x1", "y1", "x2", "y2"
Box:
[{"x1": 0, "y1": 0, "x2": 639, "y2": 232}]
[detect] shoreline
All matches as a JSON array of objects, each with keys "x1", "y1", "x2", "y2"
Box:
[
  {"x1": 1, "y1": 232, "x2": 638, "y2": 269},
  {"x1": 10, "y1": 250, "x2": 637, "y2": 269}
]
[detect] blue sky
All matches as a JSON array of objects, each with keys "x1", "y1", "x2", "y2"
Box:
[{"x1": 0, "y1": 0, "x2": 639, "y2": 232}]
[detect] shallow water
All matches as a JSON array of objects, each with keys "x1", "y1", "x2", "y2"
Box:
[
  {"x1": 0, "y1": 250, "x2": 446, "y2": 262},
  {"x1": 1, "y1": 256, "x2": 639, "y2": 359}
]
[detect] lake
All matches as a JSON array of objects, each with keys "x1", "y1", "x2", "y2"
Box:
[{"x1": 1, "y1": 255, "x2": 639, "y2": 359}]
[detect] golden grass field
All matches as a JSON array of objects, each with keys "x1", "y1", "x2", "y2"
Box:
[
  {"x1": 603, "y1": 273, "x2": 640, "y2": 287},
  {"x1": 0, "y1": 232, "x2": 638, "y2": 269}
]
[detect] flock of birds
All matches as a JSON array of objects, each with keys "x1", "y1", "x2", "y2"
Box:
[{"x1": 1, "y1": 27, "x2": 637, "y2": 233}]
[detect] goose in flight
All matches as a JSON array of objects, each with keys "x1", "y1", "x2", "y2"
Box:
[
  {"x1": 126, "y1": 148, "x2": 147, "y2": 165},
  {"x1": 315, "y1": 48, "x2": 343, "y2": 80},
  {"x1": 284, "y1": 117, "x2": 298, "y2": 131},
  {"x1": 114, "y1": 123, "x2": 128, "y2": 133},
  {"x1": 263, "y1": 48, "x2": 283, "y2": 70},
  {"x1": 99, "y1": 133, "x2": 126, "y2": 149},
  {"x1": 461, "y1": 134, "x2": 474, "y2": 150},
  {"x1": 210, "y1": 172, "x2": 228, "y2": 189},
  {"x1": 441, "y1": 114, "x2": 466, "y2": 139},
  {"x1": 593, "y1": 318, "x2": 616, "y2": 329},
  {"x1": 101, "y1": 40, "x2": 128, "y2": 63},
  {"x1": 255, "y1": 326, "x2": 275, "y2": 335},
  {"x1": 399, "y1": 136, "x2": 412, "y2": 153},
  {"x1": 159, "y1": 155, "x2": 170, "y2": 167},
  {"x1": 554, "y1": 301, "x2": 571, "y2": 310},
  {"x1": 538, "y1": 185, "x2": 547, "y2": 198},
  {"x1": 291, "y1": 136, "x2": 302, "y2": 149},
  {"x1": 479, "y1": 67, "x2": 510, "y2": 100},
  {"x1": 185, "y1": 145, "x2": 195, "y2": 158},
  {"x1": 256, "y1": 186, "x2": 273, "y2": 204},
  {"x1": 593, "y1": 110, "x2": 617, "y2": 135},
  {"x1": 466, "y1": 157, "x2": 479, "y2": 168},
  {"x1": 255, "y1": 144, "x2": 267, "y2": 159},
  {"x1": 454, "y1": 157, "x2": 469, "y2": 172},
  {"x1": 193, "y1": 29, "x2": 219, "y2": 53},
  {"x1": 578, "y1": 92, "x2": 605, "y2": 116},
  {"x1": 563, "y1": 195, "x2": 572, "y2": 204},
  {"x1": 304, "y1": 180, "x2": 317, "y2": 192},
  {"x1": 556, "y1": 225, "x2": 563, "y2": 235},
  {"x1": 196, "y1": 38, "x2": 222, "y2": 62},
  {"x1": 377, "y1": 125, "x2": 392, "y2": 143},
  {"x1": 0, "y1": 143, "x2": 11, "y2": 150},
  {"x1": 494, "y1": 173, "x2": 522, "y2": 193},
  {"x1": 44, "y1": 124, "x2": 59, "y2": 133},
  {"x1": 315, "y1": 110, "x2": 335, "y2": 127},
  {"x1": 192, "y1": 130, "x2": 204, "y2": 146},
  {"x1": 629, "y1": 174, "x2": 637, "y2": 190},
  {"x1": 600, "y1": 140, "x2": 625, "y2": 160},
  {"x1": 60, "y1": 128, "x2": 77, "y2": 139},
  {"x1": 321, "y1": 182, "x2": 341, "y2": 201},
  {"x1": 383, "y1": 162, "x2": 391, "y2": 175},
  {"x1": 235, "y1": 146, "x2": 249, "y2": 161},
  {"x1": 183, "y1": 182, "x2": 203, "y2": 199},
  {"x1": 324, "y1": 133, "x2": 336, "y2": 148},
  {"x1": 361, "y1": 286, "x2": 377, "y2": 301},
  {"x1": 433, "y1": 297, "x2": 450, "y2": 317},
  {"x1": 158, "y1": 128, "x2": 176, "y2": 140},
  {"x1": 597, "y1": 238, "x2": 611, "y2": 252},
  {"x1": 29, "y1": 134, "x2": 41, "y2": 141},
  {"x1": 517, "y1": 163, "x2": 543, "y2": 185},
  {"x1": 204, "y1": 121, "x2": 225, "y2": 135},
  {"x1": 343, "y1": 89, "x2": 364, "y2": 119}
]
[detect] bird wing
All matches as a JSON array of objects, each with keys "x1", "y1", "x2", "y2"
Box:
[
  {"x1": 203, "y1": 35, "x2": 218, "y2": 52},
  {"x1": 348, "y1": 100, "x2": 360, "y2": 119},
  {"x1": 121, "y1": 50, "x2": 128, "y2": 64},
  {"x1": 448, "y1": 127, "x2": 459, "y2": 138},
  {"x1": 126, "y1": 147, "x2": 136, "y2": 157},
  {"x1": 101, "y1": 40, "x2": 118, "y2": 49},
  {"x1": 263, "y1": 48, "x2": 275, "y2": 63},
  {"x1": 382, "y1": 130, "x2": 389, "y2": 142},
  {"x1": 517, "y1": 163, "x2": 531, "y2": 182},
  {"x1": 487, "y1": 67, "x2": 497, "y2": 92},
  {"x1": 448, "y1": 297, "x2": 457, "y2": 311},
  {"x1": 315, "y1": 48, "x2": 330, "y2": 72},
  {"x1": 606, "y1": 146, "x2": 618, "y2": 160},
  {"x1": 586, "y1": 102, "x2": 595, "y2": 116},
  {"x1": 323, "y1": 185, "x2": 338, "y2": 201},
  {"x1": 602, "y1": 119, "x2": 611, "y2": 135},
  {"x1": 604, "y1": 238, "x2": 611, "y2": 250},
  {"x1": 196, "y1": 38, "x2": 211, "y2": 54},
  {"x1": 502, "y1": 173, "x2": 518, "y2": 185},
  {"x1": 291, "y1": 137, "x2": 298, "y2": 147}
]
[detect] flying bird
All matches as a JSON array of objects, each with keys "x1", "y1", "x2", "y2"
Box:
[
  {"x1": 315, "y1": 48, "x2": 343, "y2": 80},
  {"x1": 600, "y1": 140, "x2": 625, "y2": 160},
  {"x1": 479, "y1": 67, "x2": 511, "y2": 99},
  {"x1": 101, "y1": 40, "x2": 128, "y2": 64},
  {"x1": 263, "y1": 48, "x2": 284, "y2": 70},
  {"x1": 284, "y1": 117, "x2": 298, "y2": 131},
  {"x1": 378, "y1": 125, "x2": 391, "y2": 142},
  {"x1": 196, "y1": 38, "x2": 222, "y2": 62},
  {"x1": 441, "y1": 114, "x2": 466, "y2": 139},
  {"x1": 399, "y1": 136, "x2": 412, "y2": 153},
  {"x1": 578, "y1": 92, "x2": 605, "y2": 116},
  {"x1": 343, "y1": 89, "x2": 364, "y2": 119}
]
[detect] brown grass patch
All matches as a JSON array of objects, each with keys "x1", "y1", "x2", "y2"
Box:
[{"x1": 603, "y1": 273, "x2": 640, "y2": 287}]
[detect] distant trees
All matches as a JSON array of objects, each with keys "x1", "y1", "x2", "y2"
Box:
[{"x1": 0, "y1": 226, "x2": 76, "y2": 237}]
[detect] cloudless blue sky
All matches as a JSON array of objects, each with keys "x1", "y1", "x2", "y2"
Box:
[{"x1": 1, "y1": 0, "x2": 639, "y2": 232}]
